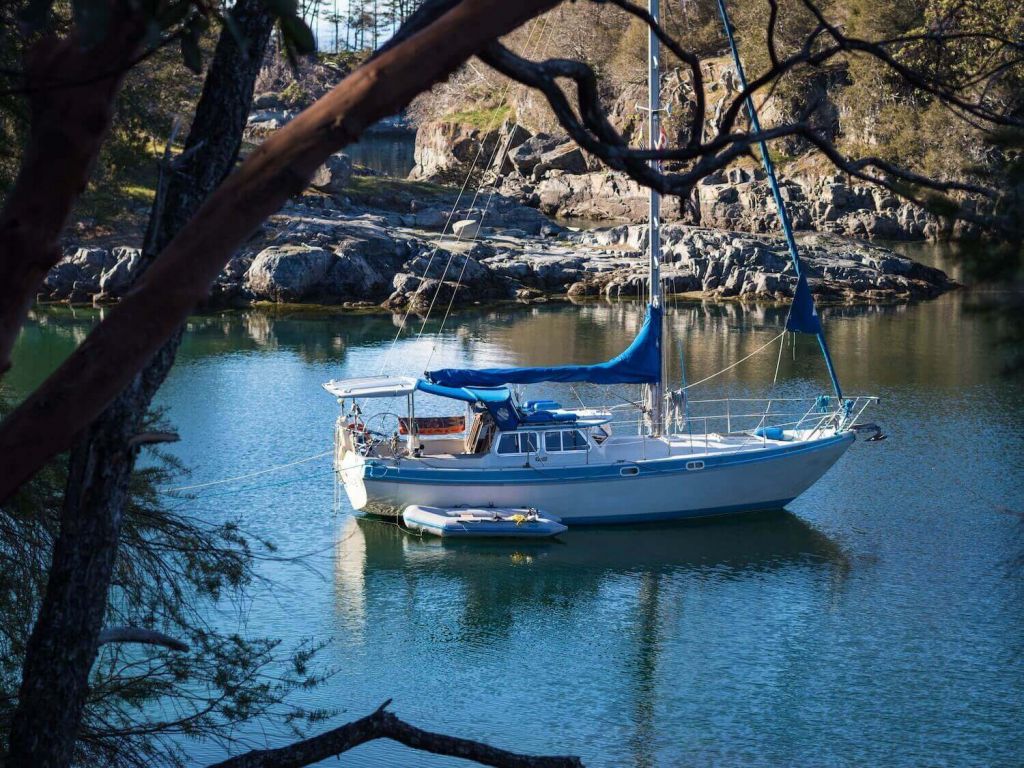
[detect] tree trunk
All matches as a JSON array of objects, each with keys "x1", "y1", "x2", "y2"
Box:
[
  {"x1": 0, "y1": 0, "x2": 559, "y2": 505},
  {"x1": 0, "y1": 4, "x2": 146, "y2": 374},
  {"x1": 4, "y1": 3, "x2": 275, "y2": 766}
]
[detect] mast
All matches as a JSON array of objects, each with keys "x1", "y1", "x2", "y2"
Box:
[{"x1": 647, "y1": 0, "x2": 665, "y2": 437}]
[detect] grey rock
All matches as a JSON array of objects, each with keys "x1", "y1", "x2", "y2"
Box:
[
  {"x1": 310, "y1": 153, "x2": 353, "y2": 194},
  {"x1": 533, "y1": 145, "x2": 588, "y2": 178},
  {"x1": 252, "y1": 92, "x2": 283, "y2": 109},
  {"x1": 245, "y1": 245, "x2": 334, "y2": 301},
  {"x1": 409, "y1": 120, "x2": 500, "y2": 181},
  {"x1": 43, "y1": 247, "x2": 115, "y2": 299},
  {"x1": 451, "y1": 219, "x2": 480, "y2": 239},
  {"x1": 509, "y1": 133, "x2": 564, "y2": 176},
  {"x1": 98, "y1": 247, "x2": 143, "y2": 297},
  {"x1": 411, "y1": 207, "x2": 448, "y2": 229}
]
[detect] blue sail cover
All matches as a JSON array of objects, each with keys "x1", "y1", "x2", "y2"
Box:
[
  {"x1": 414, "y1": 379, "x2": 520, "y2": 430},
  {"x1": 785, "y1": 273, "x2": 823, "y2": 335},
  {"x1": 427, "y1": 305, "x2": 662, "y2": 388}
]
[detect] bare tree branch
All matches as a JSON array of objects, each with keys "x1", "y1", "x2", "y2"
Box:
[
  {"x1": 126, "y1": 431, "x2": 181, "y2": 448},
  {"x1": 481, "y1": 0, "x2": 1022, "y2": 236},
  {"x1": 97, "y1": 627, "x2": 189, "y2": 652},
  {"x1": 594, "y1": 0, "x2": 705, "y2": 147},
  {"x1": 208, "y1": 699, "x2": 582, "y2": 768}
]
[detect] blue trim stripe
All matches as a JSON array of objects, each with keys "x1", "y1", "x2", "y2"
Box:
[{"x1": 365, "y1": 432, "x2": 852, "y2": 487}]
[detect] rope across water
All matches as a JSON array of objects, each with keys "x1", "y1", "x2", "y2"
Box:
[{"x1": 160, "y1": 450, "x2": 333, "y2": 493}]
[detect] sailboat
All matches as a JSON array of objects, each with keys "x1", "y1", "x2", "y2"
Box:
[{"x1": 324, "y1": 0, "x2": 877, "y2": 524}]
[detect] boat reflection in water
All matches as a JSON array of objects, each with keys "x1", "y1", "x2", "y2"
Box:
[
  {"x1": 333, "y1": 511, "x2": 847, "y2": 766},
  {"x1": 333, "y1": 510, "x2": 848, "y2": 637}
]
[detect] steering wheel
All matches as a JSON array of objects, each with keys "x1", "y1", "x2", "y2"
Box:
[{"x1": 358, "y1": 411, "x2": 404, "y2": 458}]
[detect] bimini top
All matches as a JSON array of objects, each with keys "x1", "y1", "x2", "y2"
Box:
[
  {"x1": 426, "y1": 304, "x2": 662, "y2": 389},
  {"x1": 322, "y1": 375, "x2": 419, "y2": 399},
  {"x1": 323, "y1": 375, "x2": 512, "y2": 404},
  {"x1": 323, "y1": 375, "x2": 519, "y2": 429}
]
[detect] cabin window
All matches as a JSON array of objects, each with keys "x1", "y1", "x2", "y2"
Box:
[
  {"x1": 497, "y1": 434, "x2": 519, "y2": 454},
  {"x1": 545, "y1": 431, "x2": 562, "y2": 452},
  {"x1": 563, "y1": 430, "x2": 590, "y2": 451},
  {"x1": 497, "y1": 432, "x2": 538, "y2": 455}
]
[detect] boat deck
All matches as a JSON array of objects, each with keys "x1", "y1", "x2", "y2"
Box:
[{"x1": 396, "y1": 430, "x2": 815, "y2": 466}]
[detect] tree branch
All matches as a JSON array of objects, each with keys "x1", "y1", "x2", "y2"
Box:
[
  {"x1": 208, "y1": 700, "x2": 582, "y2": 768},
  {"x1": 0, "y1": 0, "x2": 561, "y2": 504},
  {"x1": 97, "y1": 627, "x2": 189, "y2": 652},
  {"x1": 127, "y1": 431, "x2": 181, "y2": 448},
  {"x1": 594, "y1": 0, "x2": 705, "y2": 147},
  {"x1": 0, "y1": 0, "x2": 149, "y2": 374}
]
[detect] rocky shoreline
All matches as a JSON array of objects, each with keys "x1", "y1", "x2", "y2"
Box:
[{"x1": 44, "y1": 172, "x2": 957, "y2": 312}]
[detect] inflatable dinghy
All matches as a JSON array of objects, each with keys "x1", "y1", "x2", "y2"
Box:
[{"x1": 402, "y1": 506, "x2": 567, "y2": 539}]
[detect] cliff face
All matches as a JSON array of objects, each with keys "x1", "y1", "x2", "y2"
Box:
[
  {"x1": 693, "y1": 168, "x2": 978, "y2": 241},
  {"x1": 408, "y1": 120, "x2": 504, "y2": 182},
  {"x1": 411, "y1": 122, "x2": 961, "y2": 240},
  {"x1": 408, "y1": 54, "x2": 979, "y2": 241}
]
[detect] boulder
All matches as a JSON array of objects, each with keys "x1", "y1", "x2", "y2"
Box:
[
  {"x1": 411, "y1": 207, "x2": 448, "y2": 229},
  {"x1": 310, "y1": 153, "x2": 353, "y2": 194},
  {"x1": 67, "y1": 246, "x2": 116, "y2": 272},
  {"x1": 43, "y1": 247, "x2": 115, "y2": 299},
  {"x1": 44, "y1": 262, "x2": 84, "y2": 299},
  {"x1": 409, "y1": 120, "x2": 500, "y2": 181},
  {"x1": 532, "y1": 144, "x2": 587, "y2": 178},
  {"x1": 508, "y1": 133, "x2": 564, "y2": 177},
  {"x1": 534, "y1": 171, "x2": 650, "y2": 221},
  {"x1": 245, "y1": 245, "x2": 334, "y2": 301},
  {"x1": 451, "y1": 219, "x2": 480, "y2": 239},
  {"x1": 329, "y1": 238, "x2": 407, "y2": 301},
  {"x1": 98, "y1": 247, "x2": 143, "y2": 297},
  {"x1": 252, "y1": 92, "x2": 283, "y2": 109}
]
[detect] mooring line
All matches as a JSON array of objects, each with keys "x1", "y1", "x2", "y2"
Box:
[{"x1": 160, "y1": 450, "x2": 333, "y2": 493}]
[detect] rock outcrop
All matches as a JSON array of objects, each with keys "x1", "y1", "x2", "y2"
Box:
[
  {"x1": 693, "y1": 168, "x2": 974, "y2": 241},
  {"x1": 408, "y1": 120, "x2": 501, "y2": 181},
  {"x1": 48, "y1": 180, "x2": 957, "y2": 311},
  {"x1": 42, "y1": 247, "x2": 118, "y2": 303},
  {"x1": 568, "y1": 224, "x2": 957, "y2": 301}
]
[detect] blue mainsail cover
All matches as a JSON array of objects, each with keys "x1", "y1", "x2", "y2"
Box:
[{"x1": 427, "y1": 305, "x2": 662, "y2": 388}]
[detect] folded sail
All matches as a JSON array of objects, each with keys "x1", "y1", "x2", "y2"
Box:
[
  {"x1": 785, "y1": 273, "x2": 822, "y2": 335},
  {"x1": 427, "y1": 305, "x2": 662, "y2": 388}
]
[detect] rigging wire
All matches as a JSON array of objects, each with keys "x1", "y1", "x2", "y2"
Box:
[
  {"x1": 419, "y1": 15, "x2": 559, "y2": 371},
  {"x1": 772, "y1": 329, "x2": 786, "y2": 386},
  {"x1": 377, "y1": 15, "x2": 552, "y2": 374},
  {"x1": 679, "y1": 330, "x2": 786, "y2": 391}
]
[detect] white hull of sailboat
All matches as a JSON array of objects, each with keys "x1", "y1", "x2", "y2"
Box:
[{"x1": 339, "y1": 431, "x2": 854, "y2": 524}]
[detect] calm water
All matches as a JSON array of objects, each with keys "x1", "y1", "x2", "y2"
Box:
[
  {"x1": 6, "y1": 286, "x2": 1024, "y2": 766},
  {"x1": 345, "y1": 130, "x2": 416, "y2": 177}
]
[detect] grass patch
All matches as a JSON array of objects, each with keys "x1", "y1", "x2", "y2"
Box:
[
  {"x1": 443, "y1": 104, "x2": 513, "y2": 130},
  {"x1": 342, "y1": 175, "x2": 451, "y2": 203}
]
